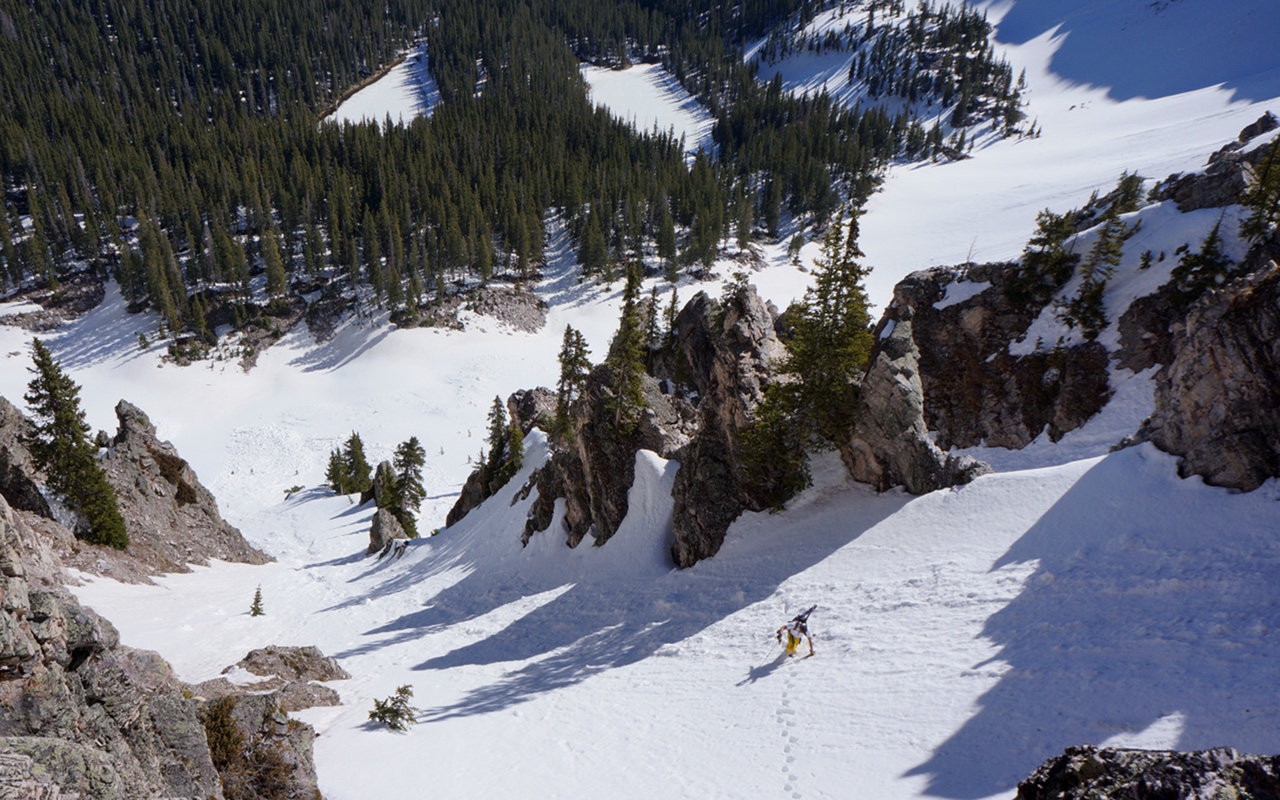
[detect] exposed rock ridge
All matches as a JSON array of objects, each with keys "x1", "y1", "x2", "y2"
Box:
[
  {"x1": 1017, "y1": 745, "x2": 1280, "y2": 800},
  {"x1": 0, "y1": 493, "x2": 223, "y2": 799},
  {"x1": 455, "y1": 284, "x2": 988, "y2": 568}
]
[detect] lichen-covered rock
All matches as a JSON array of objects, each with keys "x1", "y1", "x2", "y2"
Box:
[
  {"x1": 507, "y1": 387, "x2": 557, "y2": 435},
  {"x1": 235, "y1": 645, "x2": 351, "y2": 684},
  {"x1": 1017, "y1": 745, "x2": 1280, "y2": 800},
  {"x1": 98, "y1": 400, "x2": 271, "y2": 578},
  {"x1": 1138, "y1": 262, "x2": 1280, "y2": 491}
]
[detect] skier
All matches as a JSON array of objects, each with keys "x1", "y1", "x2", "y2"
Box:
[{"x1": 776, "y1": 605, "x2": 816, "y2": 657}]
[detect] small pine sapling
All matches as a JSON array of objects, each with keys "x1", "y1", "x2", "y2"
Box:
[
  {"x1": 249, "y1": 585, "x2": 264, "y2": 617},
  {"x1": 369, "y1": 684, "x2": 418, "y2": 731}
]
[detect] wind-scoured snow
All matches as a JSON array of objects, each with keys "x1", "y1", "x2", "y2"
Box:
[
  {"x1": 581, "y1": 62, "x2": 715, "y2": 160},
  {"x1": 326, "y1": 43, "x2": 440, "y2": 127},
  {"x1": 1, "y1": 3, "x2": 1279, "y2": 799}
]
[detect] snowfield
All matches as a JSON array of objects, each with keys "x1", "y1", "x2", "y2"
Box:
[
  {"x1": 1, "y1": 2, "x2": 1279, "y2": 799},
  {"x1": 326, "y1": 42, "x2": 440, "y2": 127},
  {"x1": 581, "y1": 62, "x2": 716, "y2": 160}
]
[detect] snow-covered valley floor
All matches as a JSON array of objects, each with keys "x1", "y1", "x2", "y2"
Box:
[{"x1": 2, "y1": 2, "x2": 1280, "y2": 798}]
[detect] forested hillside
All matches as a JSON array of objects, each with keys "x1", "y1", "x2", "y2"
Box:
[{"x1": 0, "y1": 0, "x2": 1018, "y2": 352}]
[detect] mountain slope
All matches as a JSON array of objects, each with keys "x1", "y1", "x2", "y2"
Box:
[{"x1": 0, "y1": 2, "x2": 1278, "y2": 799}]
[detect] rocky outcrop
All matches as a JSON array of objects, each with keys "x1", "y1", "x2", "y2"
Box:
[
  {"x1": 1158, "y1": 112, "x2": 1276, "y2": 213},
  {"x1": 0, "y1": 398, "x2": 51, "y2": 518},
  {"x1": 1017, "y1": 745, "x2": 1280, "y2": 800},
  {"x1": 196, "y1": 645, "x2": 349, "y2": 715},
  {"x1": 507, "y1": 387, "x2": 557, "y2": 435},
  {"x1": 1138, "y1": 262, "x2": 1280, "y2": 491},
  {"x1": 667, "y1": 287, "x2": 787, "y2": 567},
  {"x1": 887, "y1": 264, "x2": 1112, "y2": 450},
  {"x1": 98, "y1": 400, "x2": 271, "y2": 579},
  {"x1": 522, "y1": 369, "x2": 695, "y2": 548},
  {"x1": 367, "y1": 508, "x2": 408, "y2": 556},
  {"x1": 841, "y1": 312, "x2": 990, "y2": 493},
  {"x1": 0, "y1": 494, "x2": 224, "y2": 799}
]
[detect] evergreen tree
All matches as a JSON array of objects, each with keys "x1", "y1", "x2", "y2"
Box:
[
  {"x1": 391, "y1": 436, "x2": 426, "y2": 537},
  {"x1": 1169, "y1": 222, "x2": 1239, "y2": 307},
  {"x1": 483, "y1": 396, "x2": 523, "y2": 488},
  {"x1": 604, "y1": 262, "x2": 648, "y2": 429},
  {"x1": 1058, "y1": 214, "x2": 1126, "y2": 339},
  {"x1": 743, "y1": 207, "x2": 874, "y2": 506},
  {"x1": 1004, "y1": 209, "x2": 1080, "y2": 307},
  {"x1": 1241, "y1": 140, "x2": 1280, "y2": 244},
  {"x1": 326, "y1": 432, "x2": 373, "y2": 496},
  {"x1": 24, "y1": 339, "x2": 128, "y2": 549},
  {"x1": 555, "y1": 325, "x2": 592, "y2": 437},
  {"x1": 786, "y1": 208, "x2": 876, "y2": 439},
  {"x1": 249, "y1": 585, "x2": 265, "y2": 616}
]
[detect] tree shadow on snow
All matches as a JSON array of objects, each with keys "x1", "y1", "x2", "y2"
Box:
[
  {"x1": 340, "y1": 482, "x2": 908, "y2": 721},
  {"x1": 907, "y1": 447, "x2": 1280, "y2": 799},
  {"x1": 994, "y1": 2, "x2": 1280, "y2": 103}
]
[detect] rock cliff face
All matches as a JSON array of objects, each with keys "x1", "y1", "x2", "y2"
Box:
[
  {"x1": 1017, "y1": 745, "x2": 1280, "y2": 800},
  {"x1": 1138, "y1": 261, "x2": 1280, "y2": 491},
  {"x1": 882, "y1": 264, "x2": 1111, "y2": 451}
]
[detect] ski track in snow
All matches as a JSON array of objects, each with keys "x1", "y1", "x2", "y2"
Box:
[{"x1": 2, "y1": 3, "x2": 1280, "y2": 798}]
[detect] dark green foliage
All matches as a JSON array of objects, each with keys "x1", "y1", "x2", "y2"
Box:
[
  {"x1": 743, "y1": 209, "x2": 874, "y2": 506},
  {"x1": 390, "y1": 436, "x2": 427, "y2": 536},
  {"x1": 250, "y1": 585, "x2": 265, "y2": 617},
  {"x1": 23, "y1": 339, "x2": 128, "y2": 549},
  {"x1": 555, "y1": 325, "x2": 592, "y2": 437},
  {"x1": 1111, "y1": 171, "x2": 1145, "y2": 216},
  {"x1": 785, "y1": 209, "x2": 876, "y2": 440},
  {"x1": 326, "y1": 432, "x2": 373, "y2": 495},
  {"x1": 604, "y1": 263, "x2": 648, "y2": 429},
  {"x1": 1241, "y1": 140, "x2": 1280, "y2": 244},
  {"x1": 1057, "y1": 214, "x2": 1127, "y2": 340},
  {"x1": 483, "y1": 397, "x2": 523, "y2": 489},
  {"x1": 200, "y1": 696, "x2": 293, "y2": 800},
  {"x1": 369, "y1": 685, "x2": 418, "y2": 732},
  {"x1": 1004, "y1": 209, "x2": 1080, "y2": 307},
  {"x1": 741, "y1": 382, "x2": 811, "y2": 510},
  {"x1": 1169, "y1": 222, "x2": 1241, "y2": 307},
  {"x1": 0, "y1": 0, "x2": 948, "y2": 321}
]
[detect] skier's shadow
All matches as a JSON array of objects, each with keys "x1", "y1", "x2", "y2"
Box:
[{"x1": 736, "y1": 651, "x2": 790, "y2": 686}]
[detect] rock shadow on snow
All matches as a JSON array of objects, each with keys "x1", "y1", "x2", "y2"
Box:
[
  {"x1": 907, "y1": 445, "x2": 1280, "y2": 799},
  {"x1": 993, "y1": 1, "x2": 1280, "y2": 103},
  {"x1": 345, "y1": 480, "x2": 907, "y2": 720}
]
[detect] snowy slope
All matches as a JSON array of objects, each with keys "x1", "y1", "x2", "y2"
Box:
[
  {"x1": 581, "y1": 62, "x2": 715, "y2": 160},
  {"x1": 2, "y1": 2, "x2": 1279, "y2": 799}
]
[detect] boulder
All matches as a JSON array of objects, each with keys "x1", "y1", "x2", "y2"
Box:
[
  {"x1": 507, "y1": 387, "x2": 558, "y2": 435},
  {"x1": 368, "y1": 508, "x2": 408, "y2": 555},
  {"x1": 1138, "y1": 262, "x2": 1280, "y2": 491},
  {"x1": 1017, "y1": 745, "x2": 1280, "y2": 800}
]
